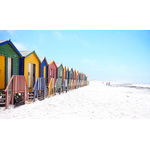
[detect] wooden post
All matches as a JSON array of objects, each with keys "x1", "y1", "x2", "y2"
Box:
[
  {"x1": 5, "y1": 91, "x2": 7, "y2": 109},
  {"x1": 12, "y1": 79, "x2": 14, "y2": 105}
]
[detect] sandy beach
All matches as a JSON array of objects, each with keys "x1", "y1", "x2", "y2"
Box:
[{"x1": 0, "y1": 81, "x2": 150, "y2": 119}]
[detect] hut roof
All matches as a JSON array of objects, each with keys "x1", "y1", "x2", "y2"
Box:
[
  {"x1": 39, "y1": 56, "x2": 45, "y2": 62},
  {"x1": 20, "y1": 51, "x2": 33, "y2": 57},
  {"x1": 39, "y1": 57, "x2": 48, "y2": 65},
  {"x1": 0, "y1": 40, "x2": 22, "y2": 57},
  {"x1": 56, "y1": 63, "x2": 63, "y2": 68},
  {"x1": 56, "y1": 63, "x2": 61, "y2": 67},
  {"x1": 63, "y1": 65, "x2": 66, "y2": 69},
  {"x1": 20, "y1": 50, "x2": 41, "y2": 63},
  {"x1": 48, "y1": 60, "x2": 57, "y2": 68},
  {"x1": 69, "y1": 68, "x2": 73, "y2": 71},
  {"x1": 47, "y1": 60, "x2": 53, "y2": 64},
  {"x1": 0, "y1": 40, "x2": 7, "y2": 44}
]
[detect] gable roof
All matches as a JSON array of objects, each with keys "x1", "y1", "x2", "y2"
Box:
[
  {"x1": 39, "y1": 56, "x2": 45, "y2": 62},
  {"x1": 66, "y1": 67, "x2": 69, "y2": 71},
  {"x1": 20, "y1": 51, "x2": 32, "y2": 57},
  {"x1": 39, "y1": 57, "x2": 48, "y2": 65},
  {"x1": 47, "y1": 60, "x2": 53, "y2": 64},
  {"x1": 20, "y1": 50, "x2": 41, "y2": 63},
  {"x1": 48, "y1": 60, "x2": 57, "y2": 68},
  {"x1": 63, "y1": 65, "x2": 66, "y2": 70},
  {"x1": 0, "y1": 40, "x2": 7, "y2": 44},
  {"x1": 69, "y1": 68, "x2": 73, "y2": 71},
  {"x1": 0, "y1": 40, "x2": 22, "y2": 57},
  {"x1": 56, "y1": 63, "x2": 63, "y2": 68}
]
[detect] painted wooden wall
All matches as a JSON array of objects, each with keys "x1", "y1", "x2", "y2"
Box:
[
  {"x1": 69, "y1": 68, "x2": 74, "y2": 80},
  {"x1": 82, "y1": 74, "x2": 85, "y2": 80},
  {"x1": 48, "y1": 61, "x2": 57, "y2": 85},
  {"x1": 0, "y1": 43, "x2": 20, "y2": 89},
  {"x1": 76, "y1": 71, "x2": 79, "y2": 81},
  {"x1": 79, "y1": 73, "x2": 81, "y2": 81},
  {"x1": 40, "y1": 59, "x2": 48, "y2": 79},
  {"x1": 66, "y1": 68, "x2": 69, "y2": 80},
  {"x1": 74, "y1": 70, "x2": 76, "y2": 80},
  {"x1": 24, "y1": 53, "x2": 40, "y2": 88},
  {"x1": 63, "y1": 66, "x2": 66, "y2": 82},
  {"x1": 0, "y1": 56, "x2": 5, "y2": 89},
  {"x1": 57, "y1": 64, "x2": 64, "y2": 85},
  {"x1": 85, "y1": 75, "x2": 87, "y2": 81}
]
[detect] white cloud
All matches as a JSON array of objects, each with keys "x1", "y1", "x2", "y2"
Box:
[
  {"x1": 13, "y1": 42, "x2": 27, "y2": 51},
  {"x1": 54, "y1": 31, "x2": 63, "y2": 39},
  {"x1": 7, "y1": 30, "x2": 15, "y2": 36}
]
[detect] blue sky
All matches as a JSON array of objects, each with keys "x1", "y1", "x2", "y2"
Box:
[{"x1": 0, "y1": 30, "x2": 150, "y2": 83}]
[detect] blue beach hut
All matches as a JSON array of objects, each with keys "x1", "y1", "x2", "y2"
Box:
[{"x1": 39, "y1": 57, "x2": 48, "y2": 84}]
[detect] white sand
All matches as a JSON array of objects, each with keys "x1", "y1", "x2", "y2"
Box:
[{"x1": 0, "y1": 80, "x2": 150, "y2": 119}]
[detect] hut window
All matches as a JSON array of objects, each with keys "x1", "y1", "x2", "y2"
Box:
[{"x1": 60, "y1": 70, "x2": 62, "y2": 77}]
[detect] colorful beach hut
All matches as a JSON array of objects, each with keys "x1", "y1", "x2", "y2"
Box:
[
  {"x1": 0, "y1": 40, "x2": 22, "y2": 90},
  {"x1": 69, "y1": 68, "x2": 74, "y2": 90},
  {"x1": 19, "y1": 51, "x2": 41, "y2": 89},
  {"x1": 76, "y1": 71, "x2": 79, "y2": 88},
  {"x1": 76, "y1": 71, "x2": 79, "y2": 81},
  {"x1": 73, "y1": 69, "x2": 77, "y2": 89},
  {"x1": 66, "y1": 67, "x2": 70, "y2": 90},
  {"x1": 82, "y1": 73, "x2": 85, "y2": 86},
  {"x1": 63, "y1": 66, "x2": 68, "y2": 92},
  {"x1": 55, "y1": 63, "x2": 64, "y2": 94},
  {"x1": 85, "y1": 75, "x2": 87, "y2": 86},
  {"x1": 39, "y1": 57, "x2": 48, "y2": 85},
  {"x1": 79, "y1": 72, "x2": 82, "y2": 87},
  {"x1": 63, "y1": 66, "x2": 66, "y2": 83},
  {"x1": 47, "y1": 60, "x2": 57, "y2": 97}
]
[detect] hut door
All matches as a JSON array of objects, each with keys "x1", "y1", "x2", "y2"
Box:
[
  {"x1": 0, "y1": 56, "x2": 5, "y2": 89},
  {"x1": 8, "y1": 57, "x2": 12, "y2": 83},
  {"x1": 44, "y1": 66, "x2": 46, "y2": 79},
  {"x1": 33, "y1": 64, "x2": 36, "y2": 87},
  {"x1": 60, "y1": 70, "x2": 62, "y2": 78},
  {"x1": 28, "y1": 63, "x2": 31, "y2": 88}
]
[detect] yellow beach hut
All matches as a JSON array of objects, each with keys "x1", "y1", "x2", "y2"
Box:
[{"x1": 19, "y1": 51, "x2": 41, "y2": 90}]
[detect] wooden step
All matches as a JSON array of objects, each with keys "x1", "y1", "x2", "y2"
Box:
[
  {"x1": 0, "y1": 98, "x2": 5, "y2": 102},
  {"x1": 38, "y1": 90, "x2": 44, "y2": 100},
  {"x1": 28, "y1": 90, "x2": 34, "y2": 102},
  {"x1": 28, "y1": 97, "x2": 34, "y2": 99},
  {"x1": 0, "y1": 96, "x2": 5, "y2": 107},
  {"x1": 38, "y1": 95, "x2": 44, "y2": 97},
  {"x1": 38, "y1": 90, "x2": 43, "y2": 92},
  {"x1": 28, "y1": 100, "x2": 34, "y2": 102},
  {"x1": 0, "y1": 102, "x2": 5, "y2": 105}
]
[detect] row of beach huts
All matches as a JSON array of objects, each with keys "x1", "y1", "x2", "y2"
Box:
[{"x1": 0, "y1": 40, "x2": 88, "y2": 109}]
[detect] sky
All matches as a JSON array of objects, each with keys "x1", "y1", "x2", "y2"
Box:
[{"x1": 0, "y1": 30, "x2": 150, "y2": 84}]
